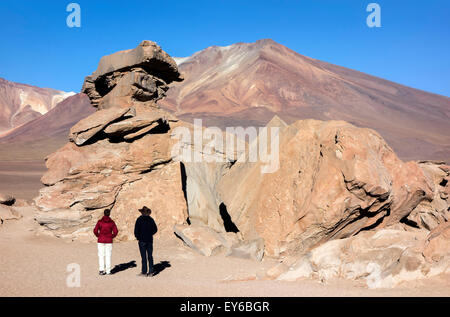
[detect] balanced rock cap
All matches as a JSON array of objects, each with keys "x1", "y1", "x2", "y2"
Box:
[{"x1": 85, "y1": 40, "x2": 183, "y2": 86}]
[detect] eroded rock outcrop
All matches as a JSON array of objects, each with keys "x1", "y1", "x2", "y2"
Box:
[
  {"x1": 406, "y1": 161, "x2": 449, "y2": 230},
  {"x1": 33, "y1": 41, "x2": 449, "y2": 287},
  {"x1": 0, "y1": 192, "x2": 15, "y2": 206},
  {"x1": 82, "y1": 40, "x2": 182, "y2": 109},
  {"x1": 217, "y1": 120, "x2": 444, "y2": 258},
  {"x1": 275, "y1": 225, "x2": 449, "y2": 288},
  {"x1": 0, "y1": 193, "x2": 22, "y2": 224},
  {"x1": 35, "y1": 41, "x2": 188, "y2": 240}
]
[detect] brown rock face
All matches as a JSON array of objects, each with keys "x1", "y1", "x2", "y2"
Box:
[
  {"x1": 82, "y1": 40, "x2": 182, "y2": 109},
  {"x1": 217, "y1": 119, "x2": 438, "y2": 257},
  {"x1": 276, "y1": 228, "x2": 449, "y2": 288},
  {"x1": 35, "y1": 42, "x2": 188, "y2": 240},
  {"x1": 0, "y1": 192, "x2": 15, "y2": 205},
  {"x1": 423, "y1": 222, "x2": 450, "y2": 263},
  {"x1": 0, "y1": 204, "x2": 22, "y2": 223},
  {"x1": 406, "y1": 162, "x2": 450, "y2": 230},
  {"x1": 34, "y1": 41, "x2": 448, "y2": 287}
]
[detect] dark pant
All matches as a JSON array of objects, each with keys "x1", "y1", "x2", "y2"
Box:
[{"x1": 138, "y1": 241, "x2": 154, "y2": 274}]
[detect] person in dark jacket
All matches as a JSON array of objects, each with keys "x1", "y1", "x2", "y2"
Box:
[
  {"x1": 134, "y1": 206, "x2": 158, "y2": 277},
  {"x1": 93, "y1": 209, "x2": 118, "y2": 275}
]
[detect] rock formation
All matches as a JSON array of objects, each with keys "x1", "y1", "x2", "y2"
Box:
[
  {"x1": 33, "y1": 41, "x2": 449, "y2": 287},
  {"x1": 0, "y1": 193, "x2": 22, "y2": 224},
  {"x1": 275, "y1": 224, "x2": 450, "y2": 288},
  {"x1": 217, "y1": 120, "x2": 448, "y2": 257},
  {"x1": 81, "y1": 40, "x2": 182, "y2": 109},
  {"x1": 0, "y1": 192, "x2": 15, "y2": 206},
  {"x1": 35, "y1": 41, "x2": 188, "y2": 240}
]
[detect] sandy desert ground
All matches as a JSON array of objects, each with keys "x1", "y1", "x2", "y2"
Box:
[
  {"x1": 0, "y1": 160, "x2": 449, "y2": 297},
  {"x1": 1, "y1": 204, "x2": 449, "y2": 297},
  {"x1": 0, "y1": 161, "x2": 46, "y2": 201}
]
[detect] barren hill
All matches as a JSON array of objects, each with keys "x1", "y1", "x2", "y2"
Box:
[{"x1": 159, "y1": 39, "x2": 450, "y2": 162}]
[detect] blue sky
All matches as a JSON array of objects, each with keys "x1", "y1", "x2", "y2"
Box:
[{"x1": 0, "y1": 0, "x2": 449, "y2": 96}]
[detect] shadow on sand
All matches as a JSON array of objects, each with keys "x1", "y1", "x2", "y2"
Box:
[
  {"x1": 110, "y1": 260, "x2": 171, "y2": 276},
  {"x1": 111, "y1": 261, "x2": 137, "y2": 274},
  {"x1": 152, "y1": 261, "x2": 171, "y2": 276}
]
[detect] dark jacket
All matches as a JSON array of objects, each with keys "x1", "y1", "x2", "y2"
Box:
[
  {"x1": 134, "y1": 215, "x2": 158, "y2": 242},
  {"x1": 93, "y1": 216, "x2": 118, "y2": 243}
]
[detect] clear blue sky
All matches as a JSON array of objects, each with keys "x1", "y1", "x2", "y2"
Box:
[{"x1": 0, "y1": 0, "x2": 449, "y2": 96}]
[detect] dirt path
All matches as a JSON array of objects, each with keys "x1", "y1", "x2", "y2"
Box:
[{"x1": 0, "y1": 207, "x2": 449, "y2": 297}]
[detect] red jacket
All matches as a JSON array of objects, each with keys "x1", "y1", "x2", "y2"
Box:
[{"x1": 93, "y1": 216, "x2": 118, "y2": 243}]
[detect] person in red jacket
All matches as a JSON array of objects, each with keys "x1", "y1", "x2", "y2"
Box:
[{"x1": 93, "y1": 209, "x2": 118, "y2": 275}]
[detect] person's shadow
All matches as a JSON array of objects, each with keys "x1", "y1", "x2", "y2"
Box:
[
  {"x1": 110, "y1": 260, "x2": 171, "y2": 276},
  {"x1": 110, "y1": 261, "x2": 137, "y2": 275},
  {"x1": 152, "y1": 261, "x2": 171, "y2": 276}
]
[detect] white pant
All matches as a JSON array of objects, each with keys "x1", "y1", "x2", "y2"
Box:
[{"x1": 97, "y1": 243, "x2": 112, "y2": 274}]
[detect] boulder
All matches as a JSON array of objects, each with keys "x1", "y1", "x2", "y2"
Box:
[
  {"x1": 277, "y1": 228, "x2": 449, "y2": 288},
  {"x1": 0, "y1": 193, "x2": 15, "y2": 206},
  {"x1": 82, "y1": 41, "x2": 182, "y2": 109},
  {"x1": 174, "y1": 224, "x2": 225, "y2": 257},
  {"x1": 0, "y1": 205, "x2": 22, "y2": 223},
  {"x1": 217, "y1": 120, "x2": 434, "y2": 257},
  {"x1": 406, "y1": 162, "x2": 449, "y2": 230},
  {"x1": 423, "y1": 222, "x2": 450, "y2": 263},
  {"x1": 226, "y1": 238, "x2": 265, "y2": 261}
]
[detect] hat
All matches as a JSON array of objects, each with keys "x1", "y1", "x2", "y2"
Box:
[{"x1": 138, "y1": 206, "x2": 151, "y2": 213}]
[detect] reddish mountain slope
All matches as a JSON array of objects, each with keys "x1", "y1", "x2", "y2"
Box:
[
  {"x1": 0, "y1": 94, "x2": 94, "y2": 161},
  {"x1": 159, "y1": 39, "x2": 450, "y2": 162},
  {"x1": 0, "y1": 78, "x2": 75, "y2": 135}
]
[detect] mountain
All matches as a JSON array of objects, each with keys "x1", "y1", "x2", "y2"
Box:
[
  {"x1": 159, "y1": 39, "x2": 450, "y2": 162},
  {"x1": 0, "y1": 78, "x2": 75, "y2": 135},
  {"x1": 0, "y1": 93, "x2": 94, "y2": 161}
]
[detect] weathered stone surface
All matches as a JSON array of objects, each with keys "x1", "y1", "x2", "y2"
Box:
[
  {"x1": 174, "y1": 224, "x2": 225, "y2": 257},
  {"x1": 423, "y1": 222, "x2": 450, "y2": 263},
  {"x1": 182, "y1": 162, "x2": 231, "y2": 232},
  {"x1": 82, "y1": 41, "x2": 182, "y2": 109},
  {"x1": 169, "y1": 123, "x2": 237, "y2": 233},
  {"x1": 406, "y1": 162, "x2": 449, "y2": 230},
  {"x1": 0, "y1": 193, "x2": 15, "y2": 205},
  {"x1": 69, "y1": 107, "x2": 135, "y2": 145},
  {"x1": 90, "y1": 41, "x2": 181, "y2": 83},
  {"x1": 34, "y1": 41, "x2": 449, "y2": 289},
  {"x1": 226, "y1": 238, "x2": 265, "y2": 261},
  {"x1": 112, "y1": 163, "x2": 188, "y2": 241},
  {"x1": 265, "y1": 263, "x2": 290, "y2": 280},
  {"x1": 0, "y1": 205, "x2": 22, "y2": 223},
  {"x1": 35, "y1": 126, "x2": 187, "y2": 238},
  {"x1": 218, "y1": 120, "x2": 434, "y2": 257},
  {"x1": 35, "y1": 41, "x2": 189, "y2": 240},
  {"x1": 35, "y1": 209, "x2": 92, "y2": 230},
  {"x1": 277, "y1": 228, "x2": 449, "y2": 288}
]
